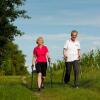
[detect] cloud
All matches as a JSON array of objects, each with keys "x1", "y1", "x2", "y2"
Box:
[
  {"x1": 14, "y1": 0, "x2": 100, "y2": 72},
  {"x1": 15, "y1": 33, "x2": 100, "y2": 55},
  {"x1": 16, "y1": 34, "x2": 33, "y2": 40},
  {"x1": 16, "y1": 32, "x2": 100, "y2": 43},
  {"x1": 15, "y1": 7, "x2": 100, "y2": 27},
  {"x1": 77, "y1": 34, "x2": 100, "y2": 52},
  {"x1": 79, "y1": 34, "x2": 100, "y2": 41},
  {"x1": 93, "y1": 41, "x2": 100, "y2": 45},
  {"x1": 15, "y1": 32, "x2": 70, "y2": 42},
  {"x1": 15, "y1": 32, "x2": 100, "y2": 72}
]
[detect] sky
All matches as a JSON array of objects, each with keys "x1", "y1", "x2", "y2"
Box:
[{"x1": 14, "y1": 0, "x2": 100, "y2": 72}]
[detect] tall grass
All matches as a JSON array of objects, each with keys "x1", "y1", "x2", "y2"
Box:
[{"x1": 51, "y1": 49, "x2": 100, "y2": 71}]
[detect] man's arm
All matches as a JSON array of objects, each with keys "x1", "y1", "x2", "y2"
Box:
[
  {"x1": 63, "y1": 48, "x2": 67, "y2": 61},
  {"x1": 63, "y1": 40, "x2": 69, "y2": 61},
  {"x1": 77, "y1": 41, "x2": 81, "y2": 60},
  {"x1": 78, "y1": 49, "x2": 81, "y2": 60}
]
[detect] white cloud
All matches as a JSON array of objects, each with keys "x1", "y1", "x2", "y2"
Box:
[
  {"x1": 15, "y1": 7, "x2": 100, "y2": 27},
  {"x1": 15, "y1": 32, "x2": 70, "y2": 42},
  {"x1": 16, "y1": 34, "x2": 33, "y2": 40},
  {"x1": 20, "y1": 8, "x2": 100, "y2": 27},
  {"x1": 15, "y1": 33, "x2": 100, "y2": 72},
  {"x1": 79, "y1": 34, "x2": 100, "y2": 41},
  {"x1": 16, "y1": 32, "x2": 100, "y2": 43},
  {"x1": 93, "y1": 41, "x2": 100, "y2": 45}
]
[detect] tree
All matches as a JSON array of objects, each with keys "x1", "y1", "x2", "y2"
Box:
[
  {"x1": 1, "y1": 42, "x2": 28, "y2": 75},
  {"x1": 0, "y1": 0, "x2": 30, "y2": 75}
]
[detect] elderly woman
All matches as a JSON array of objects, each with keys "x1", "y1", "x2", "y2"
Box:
[{"x1": 32, "y1": 37, "x2": 50, "y2": 91}]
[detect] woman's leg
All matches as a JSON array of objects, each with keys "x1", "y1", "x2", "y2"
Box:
[
  {"x1": 41, "y1": 62, "x2": 47, "y2": 88},
  {"x1": 36, "y1": 63, "x2": 42, "y2": 90},
  {"x1": 41, "y1": 77, "x2": 45, "y2": 88},
  {"x1": 37, "y1": 72, "x2": 42, "y2": 89}
]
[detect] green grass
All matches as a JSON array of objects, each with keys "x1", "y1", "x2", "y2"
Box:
[
  {"x1": 0, "y1": 76, "x2": 37, "y2": 100},
  {"x1": 0, "y1": 67, "x2": 100, "y2": 100}
]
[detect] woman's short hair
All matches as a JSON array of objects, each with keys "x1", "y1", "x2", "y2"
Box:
[{"x1": 36, "y1": 37, "x2": 44, "y2": 44}]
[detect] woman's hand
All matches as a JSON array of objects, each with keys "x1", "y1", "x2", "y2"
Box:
[{"x1": 48, "y1": 57, "x2": 51, "y2": 62}]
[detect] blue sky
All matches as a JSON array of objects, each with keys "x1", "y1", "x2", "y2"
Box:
[{"x1": 14, "y1": 0, "x2": 100, "y2": 71}]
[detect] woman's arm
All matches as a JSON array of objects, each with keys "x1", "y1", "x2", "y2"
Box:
[
  {"x1": 46, "y1": 52, "x2": 51, "y2": 62},
  {"x1": 32, "y1": 54, "x2": 36, "y2": 66}
]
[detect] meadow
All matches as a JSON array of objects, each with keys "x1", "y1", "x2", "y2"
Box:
[
  {"x1": 0, "y1": 50, "x2": 100, "y2": 100},
  {"x1": 0, "y1": 66, "x2": 100, "y2": 100}
]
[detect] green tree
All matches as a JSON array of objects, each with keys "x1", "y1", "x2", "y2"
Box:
[
  {"x1": 0, "y1": 0, "x2": 30, "y2": 75},
  {"x1": 1, "y1": 42, "x2": 28, "y2": 75}
]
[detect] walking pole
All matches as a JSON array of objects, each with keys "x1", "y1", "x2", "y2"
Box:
[
  {"x1": 79, "y1": 59, "x2": 83, "y2": 79},
  {"x1": 61, "y1": 57, "x2": 66, "y2": 84},
  {"x1": 31, "y1": 64, "x2": 34, "y2": 89},
  {"x1": 49, "y1": 60, "x2": 53, "y2": 88},
  {"x1": 62, "y1": 65, "x2": 66, "y2": 84}
]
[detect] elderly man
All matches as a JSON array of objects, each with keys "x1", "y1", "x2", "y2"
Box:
[{"x1": 63, "y1": 30, "x2": 81, "y2": 88}]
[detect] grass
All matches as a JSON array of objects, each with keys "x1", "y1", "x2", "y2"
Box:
[
  {"x1": 0, "y1": 76, "x2": 37, "y2": 100},
  {"x1": 35, "y1": 67, "x2": 100, "y2": 100},
  {"x1": 0, "y1": 67, "x2": 100, "y2": 100}
]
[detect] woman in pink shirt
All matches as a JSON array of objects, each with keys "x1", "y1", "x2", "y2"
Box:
[{"x1": 32, "y1": 37, "x2": 50, "y2": 91}]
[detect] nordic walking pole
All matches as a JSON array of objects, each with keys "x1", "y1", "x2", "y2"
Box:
[
  {"x1": 79, "y1": 59, "x2": 83, "y2": 79},
  {"x1": 61, "y1": 57, "x2": 66, "y2": 84},
  {"x1": 62, "y1": 64, "x2": 66, "y2": 84},
  {"x1": 48, "y1": 59, "x2": 52, "y2": 87},
  {"x1": 31, "y1": 64, "x2": 34, "y2": 89}
]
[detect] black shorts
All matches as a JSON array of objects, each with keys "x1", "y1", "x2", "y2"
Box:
[{"x1": 35, "y1": 62, "x2": 47, "y2": 77}]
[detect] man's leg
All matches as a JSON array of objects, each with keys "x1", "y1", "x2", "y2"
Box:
[
  {"x1": 73, "y1": 60, "x2": 79, "y2": 87},
  {"x1": 64, "y1": 62, "x2": 72, "y2": 84}
]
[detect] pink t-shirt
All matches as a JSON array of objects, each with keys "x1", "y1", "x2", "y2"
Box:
[{"x1": 33, "y1": 45, "x2": 48, "y2": 62}]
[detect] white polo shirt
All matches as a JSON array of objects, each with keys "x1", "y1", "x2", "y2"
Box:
[{"x1": 64, "y1": 39, "x2": 80, "y2": 62}]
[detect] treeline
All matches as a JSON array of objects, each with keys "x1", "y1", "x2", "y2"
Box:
[
  {"x1": 0, "y1": 0, "x2": 29, "y2": 75},
  {"x1": 0, "y1": 42, "x2": 28, "y2": 75}
]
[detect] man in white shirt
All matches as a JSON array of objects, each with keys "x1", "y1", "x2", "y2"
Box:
[{"x1": 63, "y1": 30, "x2": 81, "y2": 88}]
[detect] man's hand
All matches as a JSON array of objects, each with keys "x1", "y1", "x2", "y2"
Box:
[
  {"x1": 78, "y1": 49, "x2": 81, "y2": 60},
  {"x1": 78, "y1": 55, "x2": 81, "y2": 60},
  {"x1": 64, "y1": 55, "x2": 67, "y2": 61},
  {"x1": 63, "y1": 48, "x2": 67, "y2": 61}
]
